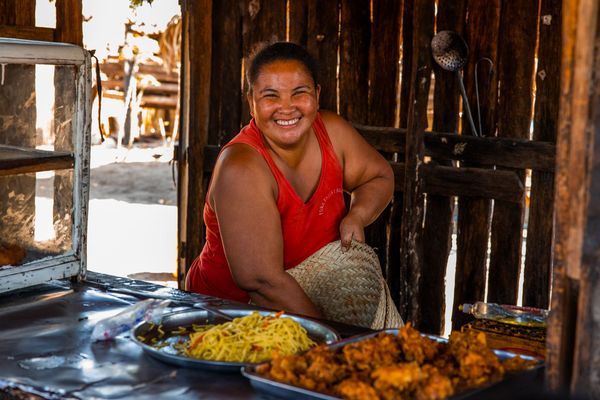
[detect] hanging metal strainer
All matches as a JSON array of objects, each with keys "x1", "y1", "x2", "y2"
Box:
[
  {"x1": 431, "y1": 30, "x2": 469, "y2": 71},
  {"x1": 431, "y1": 31, "x2": 479, "y2": 136}
]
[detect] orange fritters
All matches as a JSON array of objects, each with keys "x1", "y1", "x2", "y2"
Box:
[{"x1": 256, "y1": 323, "x2": 537, "y2": 400}]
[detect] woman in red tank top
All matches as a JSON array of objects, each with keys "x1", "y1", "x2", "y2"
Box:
[{"x1": 186, "y1": 42, "x2": 394, "y2": 318}]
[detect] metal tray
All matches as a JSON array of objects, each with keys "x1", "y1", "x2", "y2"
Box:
[
  {"x1": 241, "y1": 328, "x2": 544, "y2": 399},
  {"x1": 131, "y1": 308, "x2": 340, "y2": 372}
]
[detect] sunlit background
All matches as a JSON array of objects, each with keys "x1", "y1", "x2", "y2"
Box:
[{"x1": 35, "y1": 0, "x2": 181, "y2": 286}]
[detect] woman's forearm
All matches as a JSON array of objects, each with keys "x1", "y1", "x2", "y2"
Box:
[
  {"x1": 348, "y1": 174, "x2": 394, "y2": 226},
  {"x1": 246, "y1": 274, "x2": 323, "y2": 318}
]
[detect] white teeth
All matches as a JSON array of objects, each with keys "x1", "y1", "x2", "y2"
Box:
[{"x1": 275, "y1": 118, "x2": 299, "y2": 126}]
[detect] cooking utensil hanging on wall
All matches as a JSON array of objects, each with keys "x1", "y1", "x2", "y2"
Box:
[
  {"x1": 474, "y1": 57, "x2": 494, "y2": 137},
  {"x1": 431, "y1": 30, "x2": 479, "y2": 137}
]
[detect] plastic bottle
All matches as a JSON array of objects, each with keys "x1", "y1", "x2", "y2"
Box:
[
  {"x1": 460, "y1": 301, "x2": 548, "y2": 328},
  {"x1": 91, "y1": 298, "x2": 171, "y2": 341}
]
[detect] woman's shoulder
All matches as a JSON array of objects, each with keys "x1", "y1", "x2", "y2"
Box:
[
  {"x1": 217, "y1": 142, "x2": 268, "y2": 175},
  {"x1": 318, "y1": 110, "x2": 362, "y2": 156},
  {"x1": 319, "y1": 110, "x2": 351, "y2": 131},
  {"x1": 210, "y1": 143, "x2": 277, "y2": 205}
]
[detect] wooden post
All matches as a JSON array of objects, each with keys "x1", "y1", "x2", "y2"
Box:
[
  {"x1": 398, "y1": 0, "x2": 434, "y2": 325},
  {"x1": 53, "y1": 0, "x2": 83, "y2": 251},
  {"x1": 547, "y1": 0, "x2": 599, "y2": 394},
  {"x1": 487, "y1": 0, "x2": 538, "y2": 305},
  {"x1": 451, "y1": 0, "x2": 501, "y2": 330},
  {"x1": 240, "y1": 0, "x2": 286, "y2": 124},
  {"x1": 288, "y1": 0, "x2": 308, "y2": 46},
  {"x1": 54, "y1": 0, "x2": 83, "y2": 45},
  {"x1": 306, "y1": 0, "x2": 339, "y2": 113},
  {"x1": 339, "y1": 0, "x2": 370, "y2": 124},
  {"x1": 523, "y1": 0, "x2": 562, "y2": 309},
  {"x1": 208, "y1": 0, "x2": 242, "y2": 146},
  {"x1": 419, "y1": 0, "x2": 466, "y2": 335},
  {"x1": 177, "y1": 0, "x2": 212, "y2": 289},
  {"x1": 368, "y1": 0, "x2": 402, "y2": 300}
]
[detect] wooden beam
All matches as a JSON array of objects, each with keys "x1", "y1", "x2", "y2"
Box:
[
  {"x1": 391, "y1": 162, "x2": 524, "y2": 202},
  {"x1": 0, "y1": 146, "x2": 73, "y2": 176},
  {"x1": 203, "y1": 145, "x2": 525, "y2": 204},
  {"x1": 140, "y1": 95, "x2": 178, "y2": 109},
  {"x1": 353, "y1": 124, "x2": 556, "y2": 172},
  {"x1": 0, "y1": 25, "x2": 54, "y2": 41}
]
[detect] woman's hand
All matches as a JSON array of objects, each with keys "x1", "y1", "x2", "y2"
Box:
[{"x1": 339, "y1": 213, "x2": 366, "y2": 251}]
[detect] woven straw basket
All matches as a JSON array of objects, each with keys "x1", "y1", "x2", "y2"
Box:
[{"x1": 287, "y1": 240, "x2": 403, "y2": 330}]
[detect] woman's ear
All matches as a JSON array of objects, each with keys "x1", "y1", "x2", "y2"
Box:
[
  {"x1": 246, "y1": 92, "x2": 254, "y2": 117},
  {"x1": 316, "y1": 84, "x2": 321, "y2": 109}
]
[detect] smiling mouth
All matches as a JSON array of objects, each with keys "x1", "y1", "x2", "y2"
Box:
[{"x1": 275, "y1": 117, "x2": 300, "y2": 126}]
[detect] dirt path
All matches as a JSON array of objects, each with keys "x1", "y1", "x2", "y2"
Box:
[{"x1": 86, "y1": 141, "x2": 178, "y2": 288}]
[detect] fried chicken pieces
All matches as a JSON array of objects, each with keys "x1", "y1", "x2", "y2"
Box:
[{"x1": 256, "y1": 324, "x2": 537, "y2": 400}]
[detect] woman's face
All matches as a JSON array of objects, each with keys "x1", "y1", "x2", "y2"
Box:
[{"x1": 247, "y1": 59, "x2": 320, "y2": 148}]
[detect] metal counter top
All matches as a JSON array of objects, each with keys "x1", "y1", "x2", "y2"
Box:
[{"x1": 0, "y1": 272, "x2": 370, "y2": 400}]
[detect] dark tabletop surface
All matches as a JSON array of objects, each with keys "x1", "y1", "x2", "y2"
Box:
[
  {"x1": 0, "y1": 272, "x2": 372, "y2": 400},
  {"x1": 0, "y1": 272, "x2": 564, "y2": 400}
]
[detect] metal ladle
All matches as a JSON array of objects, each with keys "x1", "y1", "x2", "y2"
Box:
[{"x1": 431, "y1": 31, "x2": 479, "y2": 137}]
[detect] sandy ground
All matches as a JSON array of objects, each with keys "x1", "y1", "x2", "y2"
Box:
[{"x1": 86, "y1": 139, "x2": 178, "y2": 288}]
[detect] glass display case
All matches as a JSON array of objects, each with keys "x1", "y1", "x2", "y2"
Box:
[{"x1": 0, "y1": 38, "x2": 91, "y2": 293}]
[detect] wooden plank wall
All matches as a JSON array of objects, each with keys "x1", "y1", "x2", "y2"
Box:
[
  {"x1": 185, "y1": 0, "x2": 562, "y2": 335},
  {"x1": 546, "y1": 0, "x2": 599, "y2": 393}
]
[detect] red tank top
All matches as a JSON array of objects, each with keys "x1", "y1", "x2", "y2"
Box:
[{"x1": 186, "y1": 113, "x2": 346, "y2": 303}]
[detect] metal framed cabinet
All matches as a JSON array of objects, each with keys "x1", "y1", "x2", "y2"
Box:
[{"x1": 0, "y1": 38, "x2": 91, "y2": 293}]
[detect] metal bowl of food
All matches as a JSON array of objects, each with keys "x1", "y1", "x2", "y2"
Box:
[{"x1": 131, "y1": 308, "x2": 340, "y2": 372}]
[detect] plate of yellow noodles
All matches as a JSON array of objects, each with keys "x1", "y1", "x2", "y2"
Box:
[{"x1": 131, "y1": 308, "x2": 340, "y2": 372}]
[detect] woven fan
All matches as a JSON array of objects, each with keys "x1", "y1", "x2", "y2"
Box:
[{"x1": 288, "y1": 240, "x2": 403, "y2": 330}]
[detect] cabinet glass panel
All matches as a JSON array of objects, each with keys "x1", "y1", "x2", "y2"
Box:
[{"x1": 0, "y1": 64, "x2": 79, "y2": 265}]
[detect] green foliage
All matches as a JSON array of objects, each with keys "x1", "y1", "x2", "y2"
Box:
[{"x1": 129, "y1": 0, "x2": 155, "y2": 9}]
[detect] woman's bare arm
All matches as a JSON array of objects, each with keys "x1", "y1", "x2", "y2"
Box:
[
  {"x1": 322, "y1": 111, "x2": 395, "y2": 249},
  {"x1": 210, "y1": 144, "x2": 322, "y2": 318}
]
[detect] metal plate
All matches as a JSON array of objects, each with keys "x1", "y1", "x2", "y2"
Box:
[
  {"x1": 131, "y1": 308, "x2": 340, "y2": 372},
  {"x1": 242, "y1": 328, "x2": 544, "y2": 399}
]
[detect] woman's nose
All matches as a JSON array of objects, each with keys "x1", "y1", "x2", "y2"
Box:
[{"x1": 277, "y1": 95, "x2": 296, "y2": 111}]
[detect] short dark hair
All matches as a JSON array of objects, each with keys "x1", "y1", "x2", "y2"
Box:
[{"x1": 245, "y1": 41, "x2": 319, "y2": 94}]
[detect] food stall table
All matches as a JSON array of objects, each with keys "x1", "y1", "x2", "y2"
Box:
[
  {"x1": 0, "y1": 272, "x2": 370, "y2": 399},
  {"x1": 0, "y1": 272, "x2": 551, "y2": 400}
]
